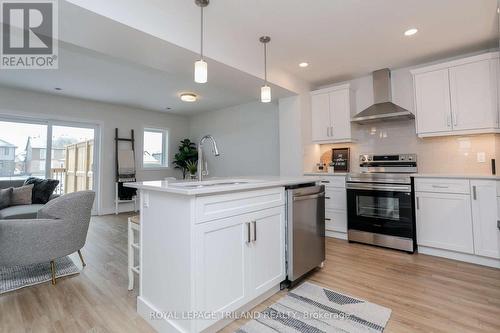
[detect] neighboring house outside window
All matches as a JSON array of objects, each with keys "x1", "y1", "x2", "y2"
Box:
[{"x1": 143, "y1": 128, "x2": 168, "y2": 168}]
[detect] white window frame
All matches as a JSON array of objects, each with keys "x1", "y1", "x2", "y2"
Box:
[
  {"x1": 0, "y1": 114, "x2": 101, "y2": 215},
  {"x1": 142, "y1": 127, "x2": 169, "y2": 169}
]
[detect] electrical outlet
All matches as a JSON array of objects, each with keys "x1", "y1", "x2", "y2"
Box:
[{"x1": 477, "y1": 152, "x2": 486, "y2": 163}]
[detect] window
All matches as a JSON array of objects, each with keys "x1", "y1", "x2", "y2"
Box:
[{"x1": 143, "y1": 128, "x2": 168, "y2": 168}]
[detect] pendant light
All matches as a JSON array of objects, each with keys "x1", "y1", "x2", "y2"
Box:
[
  {"x1": 194, "y1": 0, "x2": 209, "y2": 83},
  {"x1": 259, "y1": 36, "x2": 271, "y2": 103}
]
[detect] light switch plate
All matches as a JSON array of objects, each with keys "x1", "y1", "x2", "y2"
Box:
[{"x1": 477, "y1": 152, "x2": 486, "y2": 163}]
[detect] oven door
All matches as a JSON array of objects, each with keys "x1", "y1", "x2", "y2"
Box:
[{"x1": 346, "y1": 183, "x2": 414, "y2": 238}]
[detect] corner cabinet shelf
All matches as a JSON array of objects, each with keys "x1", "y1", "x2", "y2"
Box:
[
  {"x1": 311, "y1": 84, "x2": 354, "y2": 143},
  {"x1": 411, "y1": 52, "x2": 499, "y2": 138}
]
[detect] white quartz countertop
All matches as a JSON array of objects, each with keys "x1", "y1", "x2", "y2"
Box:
[
  {"x1": 304, "y1": 172, "x2": 348, "y2": 176},
  {"x1": 411, "y1": 173, "x2": 500, "y2": 180},
  {"x1": 125, "y1": 176, "x2": 320, "y2": 196}
]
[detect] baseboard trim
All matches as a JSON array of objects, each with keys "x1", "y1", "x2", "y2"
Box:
[
  {"x1": 325, "y1": 230, "x2": 347, "y2": 240},
  {"x1": 418, "y1": 246, "x2": 500, "y2": 269},
  {"x1": 137, "y1": 284, "x2": 281, "y2": 333}
]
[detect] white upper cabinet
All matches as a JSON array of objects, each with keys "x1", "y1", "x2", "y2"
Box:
[
  {"x1": 450, "y1": 60, "x2": 498, "y2": 131},
  {"x1": 311, "y1": 93, "x2": 331, "y2": 141},
  {"x1": 411, "y1": 52, "x2": 499, "y2": 137},
  {"x1": 414, "y1": 69, "x2": 452, "y2": 134},
  {"x1": 311, "y1": 84, "x2": 353, "y2": 143}
]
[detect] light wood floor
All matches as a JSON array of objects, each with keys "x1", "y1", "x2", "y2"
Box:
[{"x1": 1, "y1": 214, "x2": 500, "y2": 333}]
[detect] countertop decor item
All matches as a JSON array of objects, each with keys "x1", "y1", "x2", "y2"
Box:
[
  {"x1": 332, "y1": 148, "x2": 350, "y2": 172},
  {"x1": 172, "y1": 139, "x2": 198, "y2": 179}
]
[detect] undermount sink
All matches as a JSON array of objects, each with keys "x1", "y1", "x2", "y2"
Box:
[{"x1": 169, "y1": 179, "x2": 262, "y2": 189}]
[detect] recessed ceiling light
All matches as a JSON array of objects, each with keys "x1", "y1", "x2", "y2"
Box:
[
  {"x1": 299, "y1": 62, "x2": 309, "y2": 68},
  {"x1": 404, "y1": 28, "x2": 418, "y2": 36},
  {"x1": 165, "y1": 107, "x2": 172, "y2": 110},
  {"x1": 54, "y1": 87, "x2": 62, "y2": 91},
  {"x1": 180, "y1": 93, "x2": 198, "y2": 102}
]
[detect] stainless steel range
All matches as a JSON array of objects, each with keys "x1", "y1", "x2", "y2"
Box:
[{"x1": 346, "y1": 154, "x2": 417, "y2": 252}]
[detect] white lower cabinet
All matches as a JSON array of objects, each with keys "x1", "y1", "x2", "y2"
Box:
[
  {"x1": 194, "y1": 206, "x2": 285, "y2": 331},
  {"x1": 317, "y1": 175, "x2": 348, "y2": 238},
  {"x1": 471, "y1": 180, "x2": 500, "y2": 259},
  {"x1": 416, "y1": 191, "x2": 474, "y2": 253},
  {"x1": 415, "y1": 178, "x2": 500, "y2": 268}
]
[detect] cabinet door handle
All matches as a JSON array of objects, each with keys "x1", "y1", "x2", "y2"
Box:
[
  {"x1": 446, "y1": 114, "x2": 451, "y2": 128},
  {"x1": 497, "y1": 220, "x2": 500, "y2": 231},
  {"x1": 326, "y1": 127, "x2": 330, "y2": 137},
  {"x1": 325, "y1": 218, "x2": 331, "y2": 221},
  {"x1": 472, "y1": 186, "x2": 477, "y2": 200},
  {"x1": 252, "y1": 221, "x2": 257, "y2": 242},
  {"x1": 246, "y1": 222, "x2": 251, "y2": 244},
  {"x1": 453, "y1": 112, "x2": 458, "y2": 126},
  {"x1": 416, "y1": 197, "x2": 420, "y2": 210}
]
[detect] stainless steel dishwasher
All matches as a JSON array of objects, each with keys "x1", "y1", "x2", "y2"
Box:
[{"x1": 285, "y1": 184, "x2": 326, "y2": 284}]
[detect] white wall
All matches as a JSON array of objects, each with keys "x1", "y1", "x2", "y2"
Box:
[
  {"x1": 189, "y1": 101, "x2": 280, "y2": 177},
  {"x1": 0, "y1": 86, "x2": 189, "y2": 215}
]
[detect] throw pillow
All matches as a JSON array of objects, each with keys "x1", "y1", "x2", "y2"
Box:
[
  {"x1": 23, "y1": 177, "x2": 60, "y2": 204},
  {"x1": 10, "y1": 184, "x2": 34, "y2": 206},
  {"x1": 0, "y1": 187, "x2": 13, "y2": 209}
]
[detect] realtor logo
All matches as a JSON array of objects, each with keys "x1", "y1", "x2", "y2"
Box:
[{"x1": 1, "y1": 0, "x2": 58, "y2": 69}]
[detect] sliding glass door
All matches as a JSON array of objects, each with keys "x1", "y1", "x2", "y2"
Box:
[{"x1": 0, "y1": 117, "x2": 99, "y2": 214}]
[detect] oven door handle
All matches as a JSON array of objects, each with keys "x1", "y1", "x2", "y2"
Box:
[{"x1": 346, "y1": 183, "x2": 411, "y2": 192}]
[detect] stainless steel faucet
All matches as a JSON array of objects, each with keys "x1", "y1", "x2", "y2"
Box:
[{"x1": 198, "y1": 135, "x2": 220, "y2": 181}]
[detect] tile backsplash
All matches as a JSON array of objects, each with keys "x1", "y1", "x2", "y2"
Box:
[{"x1": 319, "y1": 120, "x2": 499, "y2": 175}]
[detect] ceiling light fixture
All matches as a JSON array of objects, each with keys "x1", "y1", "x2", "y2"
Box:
[
  {"x1": 404, "y1": 28, "x2": 418, "y2": 36},
  {"x1": 299, "y1": 62, "x2": 309, "y2": 68},
  {"x1": 54, "y1": 87, "x2": 62, "y2": 91},
  {"x1": 260, "y1": 36, "x2": 271, "y2": 103},
  {"x1": 194, "y1": 0, "x2": 209, "y2": 83},
  {"x1": 180, "y1": 93, "x2": 198, "y2": 102}
]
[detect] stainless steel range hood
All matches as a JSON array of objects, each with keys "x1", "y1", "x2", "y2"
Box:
[{"x1": 351, "y1": 69, "x2": 414, "y2": 124}]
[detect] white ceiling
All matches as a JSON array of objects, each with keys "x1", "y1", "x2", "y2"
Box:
[
  {"x1": 67, "y1": 0, "x2": 499, "y2": 87},
  {"x1": 0, "y1": 0, "x2": 497, "y2": 114},
  {"x1": 0, "y1": 2, "x2": 294, "y2": 115}
]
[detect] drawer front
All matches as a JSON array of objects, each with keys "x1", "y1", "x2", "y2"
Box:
[
  {"x1": 415, "y1": 178, "x2": 470, "y2": 194},
  {"x1": 325, "y1": 188, "x2": 347, "y2": 211},
  {"x1": 195, "y1": 188, "x2": 285, "y2": 223},
  {"x1": 318, "y1": 175, "x2": 346, "y2": 188},
  {"x1": 326, "y1": 209, "x2": 347, "y2": 233}
]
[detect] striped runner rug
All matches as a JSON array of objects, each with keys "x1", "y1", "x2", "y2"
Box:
[{"x1": 236, "y1": 282, "x2": 391, "y2": 333}]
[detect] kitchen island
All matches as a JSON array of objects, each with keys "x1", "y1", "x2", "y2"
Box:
[{"x1": 126, "y1": 176, "x2": 318, "y2": 333}]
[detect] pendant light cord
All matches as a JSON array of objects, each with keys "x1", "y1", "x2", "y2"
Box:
[
  {"x1": 264, "y1": 42, "x2": 267, "y2": 84},
  {"x1": 200, "y1": 6, "x2": 204, "y2": 60}
]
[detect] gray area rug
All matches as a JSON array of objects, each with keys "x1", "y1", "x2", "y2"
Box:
[
  {"x1": 0, "y1": 256, "x2": 79, "y2": 294},
  {"x1": 237, "y1": 282, "x2": 392, "y2": 333}
]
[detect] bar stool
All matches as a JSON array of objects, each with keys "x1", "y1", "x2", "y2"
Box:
[{"x1": 128, "y1": 215, "x2": 140, "y2": 291}]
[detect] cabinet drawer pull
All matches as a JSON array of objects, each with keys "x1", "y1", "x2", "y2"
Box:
[
  {"x1": 325, "y1": 196, "x2": 331, "y2": 200},
  {"x1": 246, "y1": 222, "x2": 251, "y2": 244},
  {"x1": 416, "y1": 197, "x2": 420, "y2": 210},
  {"x1": 497, "y1": 220, "x2": 500, "y2": 231},
  {"x1": 325, "y1": 218, "x2": 331, "y2": 221},
  {"x1": 432, "y1": 185, "x2": 449, "y2": 189},
  {"x1": 253, "y1": 221, "x2": 257, "y2": 242},
  {"x1": 320, "y1": 180, "x2": 330, "y2": 184}
]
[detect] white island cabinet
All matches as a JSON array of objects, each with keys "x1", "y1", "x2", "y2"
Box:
[{"x1": 126, "y1": 177, "x2": 317, "y2": 333}]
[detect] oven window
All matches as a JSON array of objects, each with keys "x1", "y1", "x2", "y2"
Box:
[{"x1": 356, "y1": 195, "x2": 400, "y2": 221}]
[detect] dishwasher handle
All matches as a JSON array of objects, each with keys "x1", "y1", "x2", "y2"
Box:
[{"x1": 293, "y1": 192, "x2": 325, "y2": 202}]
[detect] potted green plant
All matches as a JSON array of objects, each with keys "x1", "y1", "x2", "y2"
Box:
[
  {"x1": 172, "y1": 139, "x2": 198, "y2": 179},
  {"x1": 185, "y1": 160, "x2": 198, "y2": 180}
]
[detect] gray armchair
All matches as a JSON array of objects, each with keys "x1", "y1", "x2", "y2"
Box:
[{"x1": 0, "y1": 191, "x2": 95, "y2": 284}]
